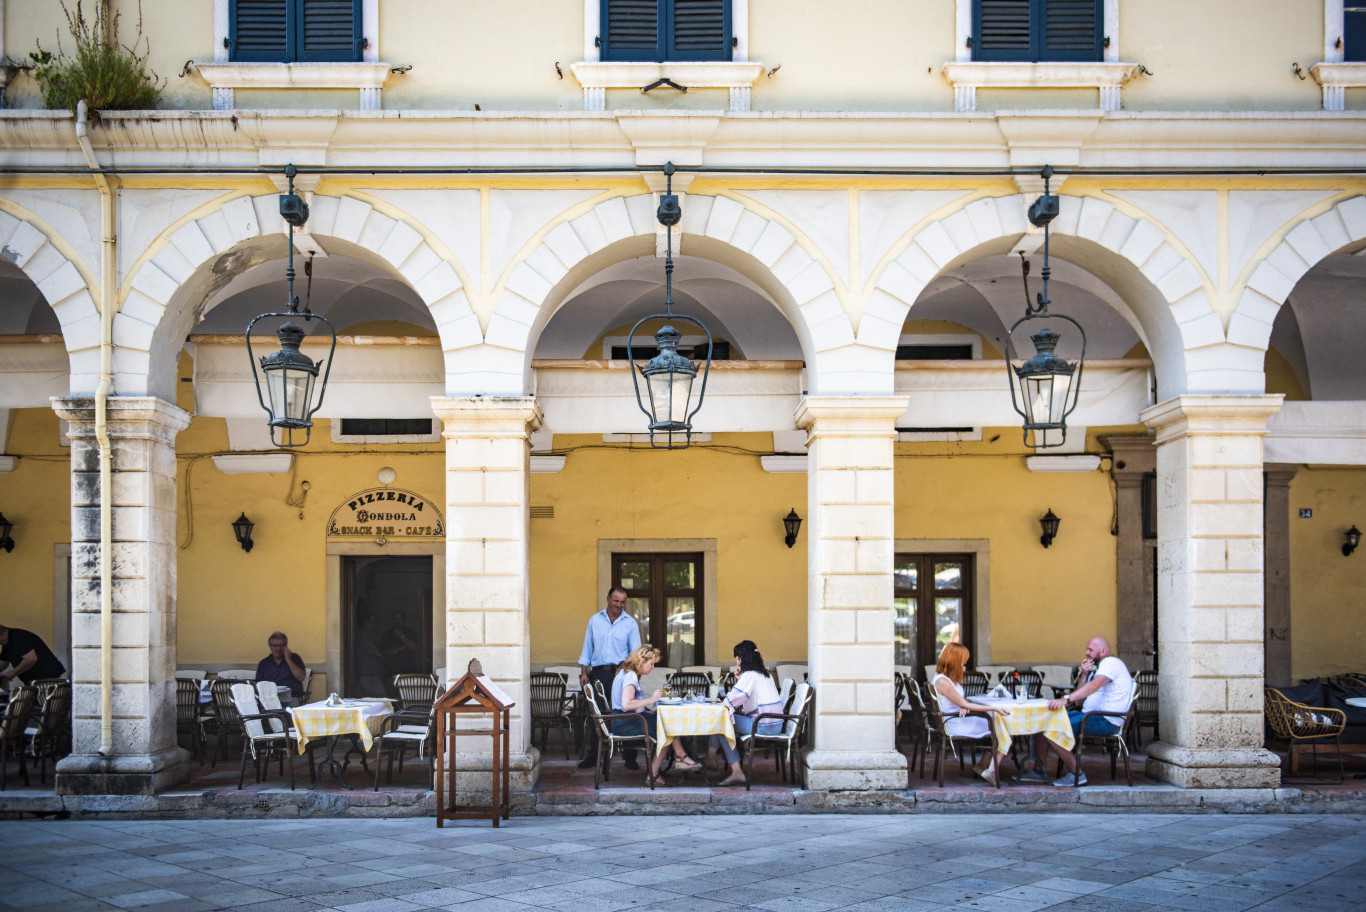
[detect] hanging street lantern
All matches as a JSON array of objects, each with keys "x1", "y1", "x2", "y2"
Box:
[
  {"x1": 626, "y1": 162, "x2": 712, "y2": 449},
  {"x1": 1005, "y1": 165, "x2": 1086, "y2": 449},
  {"x1": 245, "y1": 164, "x2": 337, "y2": 448}
]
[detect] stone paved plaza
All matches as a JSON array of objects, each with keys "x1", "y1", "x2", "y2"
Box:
[{"x1": 0, "y1": 814, "x2": 1363, "y2": 912}]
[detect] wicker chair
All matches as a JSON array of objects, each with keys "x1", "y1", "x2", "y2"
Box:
[
  {"x1": 393, "y1": 673, "x2": 439, "y2": 712},
  {"x1": 529, "y1": 672, "x2": 574, "y2": 759},
  {"x1": 210, "y1": 678, "x2": 245, "y2": 765},
  {"x1": 0, "y1": 685, "x2": 36, "y2": 790},
  {"x1": 1265, "y1": 687, "x2": 1347, "y2": 782},
  {"x1": 583, "y1": 681, "x2": 656, "y2": 790},
  {"x1": 1001, "y1": 670, "x2": 1043, "y2": 699},
  {"x1": 1133, "y1": 670, "x2": 1159, "y2": 746},
  {"x1": 962, "y1": 671, "x2": 990, "y2": 697},
  {"x1": 666, "y1": 671, "x2": 712, "y2": 696},
  {"x1": 175, "y1": 678, "x2": 206, "y2": 764},
  {"x1": 901, "y1": 676, "x2": 931, "y2": 778},
  {"x1": 922, "y1": 683, "x2": 999, "y2": 787},
  {"x1": 26, "y1": 679, "x2": 71, "y2": 783},
  {"x1": 740, "y1": 682, "x2": 813, "y2": 789}
]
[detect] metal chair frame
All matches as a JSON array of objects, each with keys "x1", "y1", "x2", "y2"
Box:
[
  {"x1": 372, "y1": 705, "x2": 438, "y2": 790},
  {"x1": 740, "y1": 682, "x2": 813, "y2": 790},
  {"x1": 393, "y1": 673, "x2": 439, "y2": 712},
  {"x1": 0, "y1": 685, "x2": 36, "y2": 790},
  {"x1": 1133, "y1": 670, "x2": 1159, "y2": 747},
  {"x1": 584, "y1": 681, "x2": 656, "y2": 790},
  {"x1": 530, "y1": 672, "x2": 574, "y2": 759},
  {"x1": 922, "y1": 683, "x2": 1000, "y2": 787},
  {"x1": 229, "y1": 682, "x2": 305, "y2": 790},
  {"x1": 26, "y1": 679, "x2": 71, "y2": 783},
  {"x1": 962, "y1": 671, "x2": 990, "y2": 697},
  {"x1": 1060, "y1": 682, "x2": 1140, "y2": 787}
]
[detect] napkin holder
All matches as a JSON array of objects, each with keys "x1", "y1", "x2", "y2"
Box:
[
  {"x1": 987, "y1": 684, "x2": 1009, "y2": 699},
  {"x1": 326, "y1": 692, "x2": 341, "y2": 706}
]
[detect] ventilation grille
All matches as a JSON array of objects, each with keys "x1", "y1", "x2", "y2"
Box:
[{"x1": 530, "y1": 505, "x2": 555, "y2": 519}]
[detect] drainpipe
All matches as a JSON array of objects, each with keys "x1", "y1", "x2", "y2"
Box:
[{"x1": 76, "y1": 100, "x2": 116, "y2": 758}]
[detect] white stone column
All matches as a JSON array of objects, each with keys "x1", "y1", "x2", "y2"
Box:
[
  {"x1": 795, "y1": 396, "x2": 909, "y2": 791},
  {"x1": 51, "y1": 397, "x2": 191, "y2": 795},
  {"x1": 431, "y1": 396, "x2": 542, "y2": 794},
  {"x1": 1140, "y1": 395, "x2": 1283, "y2": 789}
]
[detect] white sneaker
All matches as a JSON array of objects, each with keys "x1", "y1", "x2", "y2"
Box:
[{"x1": 1052, "y1": 771, "x2": 1087, "y2": 786}]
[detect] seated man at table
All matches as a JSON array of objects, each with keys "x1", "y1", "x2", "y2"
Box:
[
  {"x1": 255, "y1": 631, "x2": 307, "y2": 701},
  {"x1": 1036, "y1": 636, "x2": 1133, "y2": 786},
  {"x1": 0, "y1": 623, "x2": 66, "y2": 687}
]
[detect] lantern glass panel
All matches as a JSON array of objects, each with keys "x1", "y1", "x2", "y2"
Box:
[
  {"x1": 267, "y1": 367, "x2": 316, "y2": 426},
  {"x1": 648, "y1": 370, "x2": 694, "y2": 429}
]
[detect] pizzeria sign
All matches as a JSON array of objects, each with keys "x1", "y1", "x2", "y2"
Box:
[{"x1": 327, "y1": 487, "x2": 445, "y2": 539}]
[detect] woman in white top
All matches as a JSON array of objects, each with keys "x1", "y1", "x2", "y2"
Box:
[
  {"x1": 931, "y1": 642, "x2": 1010, "y2": 786},
  {"x1": 610, "y1": 644, "x2": 698, "y2": 783},
  {"x1": 706, "y1": 641, "x2": 785, "y2": 786}
]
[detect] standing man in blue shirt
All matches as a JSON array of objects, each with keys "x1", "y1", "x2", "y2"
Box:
[{"x1": 577, "y1": 586, "x2": 642, "y2": 770}]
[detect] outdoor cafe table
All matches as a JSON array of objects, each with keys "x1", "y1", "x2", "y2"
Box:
[
  {"x1": 289, "y1": 698, "x2": 392, "y2": 790},
  {"x1": 976, "y1": 695, "x2": 1075, "y2": 783},
  {"x1": 655, "y1": 700, "x2": 735, "y2": 784}
]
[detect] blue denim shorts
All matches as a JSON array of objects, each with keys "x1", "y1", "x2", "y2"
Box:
[{"x1": 1069, "y1": 709, "x2": 1120, "y2": 737}]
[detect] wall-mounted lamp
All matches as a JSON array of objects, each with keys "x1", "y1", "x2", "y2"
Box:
[
  {"x1": 0, "y1": 512, "x2": 14, "y2": 553},
  {"x1": 232, "y1": 512, "x2": 255, "y2": 553},
  {"x1": 783, "y1": 508, "x2": 803, "y2": 548},
  {"x1": 1039, "y1": 508, "x2": 1061, "y2": 548},
  {"x1": 1344, "y1": 525, "x2": 1361, "y2": 557}
]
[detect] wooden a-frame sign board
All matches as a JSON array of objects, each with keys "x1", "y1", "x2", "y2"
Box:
[{"x1": 434, "y1": 658, "x2": 514, "y2": 827}]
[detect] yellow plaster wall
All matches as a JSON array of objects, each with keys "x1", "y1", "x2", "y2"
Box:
[
  {"x1": 529, "y1": 433, "x2": 807, "y2": 666},
  {"x1": 0, "y1": 407, "x2": 70, "y2": 643},
  {"x1": 894, "y1": 431, "x2": 1118, "y2": 665},
  {"x1": 1288, "y1": 467, "x2": 1366, "y2": 680}
]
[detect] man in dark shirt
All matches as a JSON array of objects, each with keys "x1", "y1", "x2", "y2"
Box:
[
  {"x1": 255, "y1": 631, "x2": 307, "y2": 699},
  {"x1": 0, "y1": 624, "x2": 66, "y2": 685}
]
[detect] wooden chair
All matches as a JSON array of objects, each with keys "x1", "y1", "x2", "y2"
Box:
[
  {"x1": 0, "y1": 685, "x2": 36, "y2": 790},
  {"x1": 584, "y1": 681, "x2": 656, "y2": 790},
  {"x1": 741, "y1": 682, "x2": 813, "y2": 789},
  {"x1": 1061, "y1": 682, "x2": 1140, "y2": 787},
  {"x1": 530, "y1": 672, "x2": 573, "y2": 759},
  {"x1": 1133, "y1": 670, "x2": 1159, "y2": 746},
  {"x1": 922, "y1": 682, "x2": 999, "y2": 787},
  {"x1": 393, "y1": 673, "x2": 438, "y2": 712},
  {"x1": 962, "y1": 671, "x2": 989, "y2": 697},
  {"x1": 1265, "y1": 687, "x2": 1347, "y2": 783}
]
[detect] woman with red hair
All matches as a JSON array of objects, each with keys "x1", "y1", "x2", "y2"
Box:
[{"x1": 931, "y1": 641, "x2": 1010, "y2": 786}]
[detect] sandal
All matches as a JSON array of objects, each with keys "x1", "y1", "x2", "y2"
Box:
[
  {"x1": 716, "y1": 774, "x2": 746, "y2": 787},
  {"x1": 674, "y1": 756, "x2": 700, "y2": 770}
]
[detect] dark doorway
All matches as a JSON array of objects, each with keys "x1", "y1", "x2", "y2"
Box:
[{"x1": 342, "y1": 555, "x2": 433, "y2": 697}]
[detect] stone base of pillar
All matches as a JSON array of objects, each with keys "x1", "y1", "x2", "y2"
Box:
[
  {"x1": 1146, "y1": 742, "x2": 1282, "y2": 789},
  {"x1": 437, "y1": 748, "x2": 540, "y2": 799},
  {"x1": 54, "y1": 747, "x2": 191, "y2": 796},
  {"x1": 801, "y1": 748, "x2": 907, "y2": 791}
]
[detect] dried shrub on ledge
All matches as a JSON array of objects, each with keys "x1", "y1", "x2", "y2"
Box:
[{"x1": 29, "y1": 0, "x2": 163, "y2": 114}]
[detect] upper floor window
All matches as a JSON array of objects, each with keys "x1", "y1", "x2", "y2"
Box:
[
  {"x1": 599, "y1": 0, "x2": 732, "y2": 62},
  {"x1": 1348, "y1": 5, "x2": 1366, "y2": 60},
  {"x1": 229, "y1": 0, "x2": 363, "y2": 63},
  {"x1": 972, "y1": 0, "x2": 1102, "y2": 62}
]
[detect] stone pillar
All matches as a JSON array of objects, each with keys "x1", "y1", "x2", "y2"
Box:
[
  {"x1": 51, "y1": 397, "x2": 191, "y2": 795},
  {"x1": 1140, "y1": 395, "x2": 1283, "y2": 789},
  {"x1": 1263, "y1": 464, "x2": 1298, "y2": 688},
  {"x1": 431, "y1": 396, "x2": 542, "y2": 795},
  {"x1": 795, "y1": 396, "x2": 908, "y2": 790},
  {"x1": 1104, "y1": 436, "x2": 1157, "y2": 671}
]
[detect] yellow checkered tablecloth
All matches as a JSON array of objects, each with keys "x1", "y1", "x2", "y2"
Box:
[
  {"x1": 980, "y1": 697, "x2": 1075, "y2": 752},
  {"x1": 288, "y1": 699, "x2": 393, "y2": 754},
  {"x1": 655, "y1": 701, "x2": 735, "y2": 756}
]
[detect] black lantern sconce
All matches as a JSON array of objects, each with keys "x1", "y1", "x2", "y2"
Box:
[
  {"x1": 783, "y1": 508, "x2": 803, "y2": 548},
  {"x1": 1039, "y1": 508, "x2": 1061, "y2": 548},
  {"x1": 1005, "y1": 166, "x2": 1086, "y2": 449},
  {"x1": 245, "y1": 164, "x2": 337, "y2": 448},
  {"x1": 625, "y1": 162, "x2": 713, "y2": 449},
  {"x1": 1344, "y1": 525, "x2": 1361, "y2": 557},
  {"x1": 0, "y1": 512, "x2": 14, "y2": 553},
  {"x1": 232, "y1": 512, "x2": 255, "y2": 553}
]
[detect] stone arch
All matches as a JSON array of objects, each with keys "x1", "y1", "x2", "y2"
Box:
[
  {"x1": 485, "y1": 193, "x2": 858, "y2": 396},
  {"x1": 120, "y1": 193, "x2": 477, "y2": 401},
  {"x1": 1230, "y1": 195, "x2": 1366, "y2": 366},
  {"x1": 0, "y1": 204, "x2": 100, "y2": 392},
  {"x1": 863, "y1": 193, "x2": 1224, "y2": 397}
]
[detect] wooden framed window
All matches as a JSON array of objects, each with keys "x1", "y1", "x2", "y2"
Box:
[
  {"x1": 600, "y1": 0, "x2": 732, "y2": 62},
  {"x1": 973, "y1": 0, "x2": 1102, "y2": 62},
  {"x1": 894, "y1": 553, "x2": 974, "y2": 677},
  {"x1": 230, "y1": 0, "x2": 363, "y2": 63},
  {"x1": 612, "y1": 552, "x2": 704, "y2": 668}
]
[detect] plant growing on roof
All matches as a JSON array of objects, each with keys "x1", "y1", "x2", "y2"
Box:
[{"x1": 28, "y1": 0, "x2": 163, "y2": 114}]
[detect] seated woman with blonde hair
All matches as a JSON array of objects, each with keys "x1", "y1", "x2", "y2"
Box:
[
  {"x1": 611, "y1": 644, "x2": 699, "y2": 782},
  {"x1": 931, "y1": 642, "x2": 1011, "y2": 786}
]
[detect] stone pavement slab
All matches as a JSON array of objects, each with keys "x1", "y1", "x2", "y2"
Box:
[{"x1": 0, "y1": 814, "x2": 1363, "y2": 911}]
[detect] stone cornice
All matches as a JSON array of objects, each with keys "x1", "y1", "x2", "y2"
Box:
[{"x1": 2, "y1": 109, "x2": 1366, "y2": 172}]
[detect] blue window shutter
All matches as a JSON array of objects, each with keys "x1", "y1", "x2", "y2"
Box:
[
  {"x1": 296, "y1": 0, "x2": 363, "y2": 62},
  {"x1": 974, "y1": 0, "x2": 1099, "y2": 62},
  {"x1": 602, "y1": 0, "x2": 662, "y2": 61},
  {"x1": 230, "y1": 0, "x2": 290, "y2": 62},
  {"x1": 1347, "y1": 7, "x2": 1366, "y2": 62},
  {"x1": 668, "y1": 0, "x2": 730, "y2": 61},
  {"x1": 601, "y1": 0, "x2": 729, "y2": 62}
]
